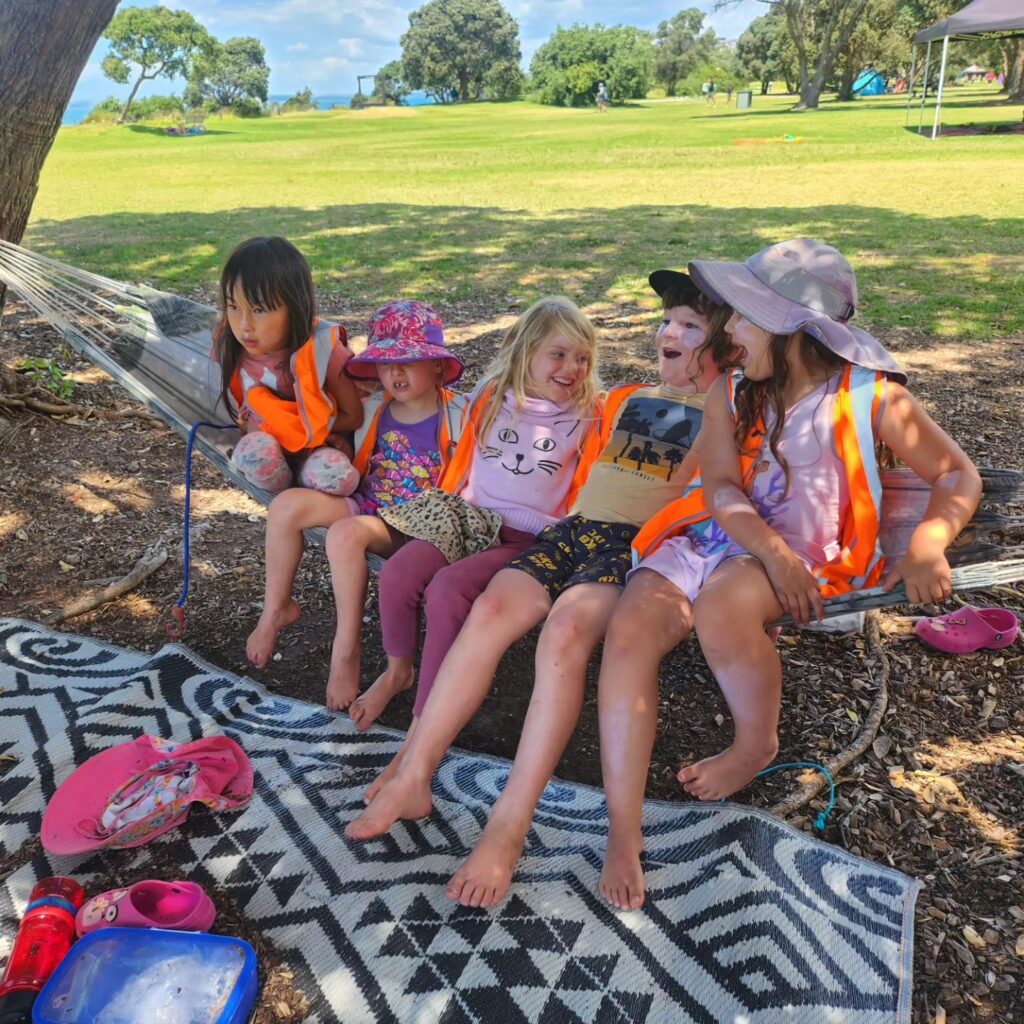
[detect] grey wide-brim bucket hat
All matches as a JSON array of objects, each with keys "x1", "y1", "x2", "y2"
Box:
[{"x1": 688, "y1": 238, "x2": 907, "y2": 383}]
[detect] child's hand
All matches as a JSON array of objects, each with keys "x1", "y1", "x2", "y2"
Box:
[
  {"x1": 881, "y1": 540, "x2": 953, "y2": 605},
  {"x1": 763, "y1": 546, "x2": 824, "y2": 625},
  {"x1": 324, "y1": 431, "x2": 354, "y2": 458}
]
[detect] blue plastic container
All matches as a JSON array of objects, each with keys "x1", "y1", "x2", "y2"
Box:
[{"x1": 33, "y1": 928, "x2": 258, "y2": 1024}]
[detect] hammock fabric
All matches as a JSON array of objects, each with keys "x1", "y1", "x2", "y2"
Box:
[{"x1": 1, "y1": 239, "x2": 1022, "y2": 615}]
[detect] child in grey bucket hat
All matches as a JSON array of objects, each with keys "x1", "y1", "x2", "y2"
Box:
[{"x1": 594, "y1": 237, "x2": 982, "y2": 911}]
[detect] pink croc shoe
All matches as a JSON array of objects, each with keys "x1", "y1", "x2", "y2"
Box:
[
  {"x1": 915, "y1": 606, "x2": 1020, "y2": 655},
  {"x1": 75, "y1": 880, "x2": 216, "y2": 937}
]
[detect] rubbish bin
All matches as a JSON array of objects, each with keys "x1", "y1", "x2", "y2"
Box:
[{"x1": 736, "y1": 90, "x2": 753, "y2": 110}]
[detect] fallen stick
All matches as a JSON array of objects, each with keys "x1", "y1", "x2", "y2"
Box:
[
  {"x1": 769, "y1": 609, "x2": 889, "y2": 819},
  {"x1": 45, "y1": 545, "x2": 168, "y2": 626}
]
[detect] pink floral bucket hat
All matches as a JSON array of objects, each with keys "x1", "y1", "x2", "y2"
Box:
[
  {"x1": 42, "y1": 734, "x2": 253, "y2": 855},
  {"x1": 345, "y1": 300, "x2": 464, "y2": 384}
]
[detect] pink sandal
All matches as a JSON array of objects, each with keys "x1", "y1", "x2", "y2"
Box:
[
  {"x1": 915, "y1": 606, "x2": 1020, "y2": 655},
  {"x1": 75, "y1": 879, "x2": 215, "y2": 937}
]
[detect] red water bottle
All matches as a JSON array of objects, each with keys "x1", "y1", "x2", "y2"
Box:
[{"x1": 0, "y1": 877, "x2": 84, "y2": 1024}]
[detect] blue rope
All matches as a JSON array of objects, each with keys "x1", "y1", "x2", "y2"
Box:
[
  {"x1": 170, "y1": 421, "x2": 236, "y2": 629},
  {"x1": 755, "y1": 761, "x2": 837, "y2": 831}
]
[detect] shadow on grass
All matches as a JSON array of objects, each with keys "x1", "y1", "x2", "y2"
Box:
[
  {"x1": 23, "y1": 202, "x2": 1024, "y2": 340},
  {"x1": 702, "y1": 92, "x2": 1021, "y2": 120}
]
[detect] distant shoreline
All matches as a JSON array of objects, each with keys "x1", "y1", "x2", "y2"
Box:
[{"x1": 62, "y1": 91, "x2": 436, "y2": 126}]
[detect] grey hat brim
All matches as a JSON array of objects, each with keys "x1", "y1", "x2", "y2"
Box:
[{"x1": 688, "y1": 258, "x2": 906, "y2": 383}]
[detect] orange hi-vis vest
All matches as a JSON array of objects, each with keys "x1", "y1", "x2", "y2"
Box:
[
  {"x1": 437, "y1": 383, "x2": 605, "y2": 512},
  {"x1": 631, "y1": 364, "x2": 888, "y2": 597},
  {"x1": 351, "y1": 386, "x2": 467, "y2": 477},
  {"x1": 229, "y1": 320, "x2": 344, "y2": 453}
]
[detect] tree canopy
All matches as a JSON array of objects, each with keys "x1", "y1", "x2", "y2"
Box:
[
  {"x1": 101, "y1": 5, "x2": 213, "y2": 121},
  {"x1": 530, "y1": 24, "x2": 654, "y2": 106},
  {"x1": 373, "y1": 60, "x2": 411, "y2": 105},
  {"x1": 401, "y1": 0, "x2": 523, "y2": 103},
  {"x1": 736, "y1": 8, "x2": 798, "y2": 95},
  {"x1": 653, "y1": 9, "x2": 717, "y2": 97},
  {"x1": 184, "y1": 36, "x2": 269, "y2": 112}
]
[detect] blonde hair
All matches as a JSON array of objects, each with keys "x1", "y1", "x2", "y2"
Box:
[{"x1": 474, "y1": 296, "x2": 600, "y2": 447}]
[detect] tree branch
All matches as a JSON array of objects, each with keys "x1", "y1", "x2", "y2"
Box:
[{"x1": 769, "y1": 609, "x2": 889, "y2": 818}]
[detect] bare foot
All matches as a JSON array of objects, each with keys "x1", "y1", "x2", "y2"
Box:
[
  {"x1": 344, "y1": 769, "x2": 433, "y2": 841},
  {"x1": 246, "y1": 599, "x2": 300, "y2": 668},
  {"x1": 599, "y1": 829, "x2": 645, "y2": 910},
  {"x1": 326, "y1": 647, "x2": 360, "y2": 712},
  {"x1": 676, "y1": 741, "x2": 777, "y2": 801},
  {"x1": 446, "y1": 816, "x2": 527, "y2": 908},
  {"x1": 365, "y1": 746, "x2": 404, "y2": 803},
  {"x1": 349, "y1": 661, "x2": 414, "y2": 733}
]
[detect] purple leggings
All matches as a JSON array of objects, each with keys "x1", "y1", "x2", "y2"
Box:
[{"x1": 378, "y1": 526, "x2": 535, "y2": 716}]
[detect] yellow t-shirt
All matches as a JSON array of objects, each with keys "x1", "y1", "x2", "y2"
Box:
[{"x1": 572, "y1": 383, "x2": 706, "y2": 526}]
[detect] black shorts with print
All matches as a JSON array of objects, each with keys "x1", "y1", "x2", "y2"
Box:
[{"x1": 506, "y1": 514, "x2": 640, "y2": 599}]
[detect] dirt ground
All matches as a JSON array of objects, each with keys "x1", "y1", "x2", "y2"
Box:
[{"x1": 1, "y1": 295, "x2": 1022, "y2": 1023}]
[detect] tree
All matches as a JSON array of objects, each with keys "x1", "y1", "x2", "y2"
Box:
[
  {"x1": 101, "y1": 5, "x2": 213, "y2": 122},
  {"x1": 0, "y1": 0, "x2": 119, "y2": 326},
  {"x1": 185, "y1": 36, "x2": 269, "y2": 112},
  {"x1": 530, "y1": 24, "x2": 654, "y2": 107},
  {"x1": 401, "y1": 0, "x2": 522, "y2": 103},
  {"x1": 654, "y1": 9, "x2": 717, "y2": 97},
  {"x1": 778, "y1": 0, "x2": 873, "y2": 109},
  {"x1": 736, "y1": 9, "x2": 797, "y2": 94},
  {"x1": 373, "y1": 60, "x2": 411, "y2": 105}
]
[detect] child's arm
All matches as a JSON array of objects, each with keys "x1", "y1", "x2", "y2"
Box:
[
  {"x1": 326, "y1": 369, "x2": 365, "y2": 437},
  {"x1": 877, "y1": 381, "x2": 981, "y2": 603},
  {"x1": 699, "y1": 378, "x2": 825, "y2": 624}
]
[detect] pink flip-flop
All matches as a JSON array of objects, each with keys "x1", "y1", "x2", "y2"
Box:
[
  {"x1": 75, "y1": 880, "x2": 216, "y2": 937},
  {"x1": 915, "y1": 606, "x2": 1020, "y2": 655}
]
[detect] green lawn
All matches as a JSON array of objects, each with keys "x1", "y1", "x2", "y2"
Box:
[{"x1": 28, "y1": 87, "x2": 1024, "y2": 339}]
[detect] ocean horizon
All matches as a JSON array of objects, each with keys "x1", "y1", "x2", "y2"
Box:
[{"x1": 62, "y1": 90, "x2": 435, "y2": 126}]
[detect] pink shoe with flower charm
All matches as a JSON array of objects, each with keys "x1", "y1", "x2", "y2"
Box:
[
  {"x1": 75, "y1": 879, "x2": 215, "y2": 937},
  {"x1": 915, "y1": 606, "x2": 1020, "y2": 655}
]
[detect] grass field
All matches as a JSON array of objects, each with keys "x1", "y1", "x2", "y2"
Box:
[{"x1": 27, "y1": 86, "x2": 1024, "y2": 340}]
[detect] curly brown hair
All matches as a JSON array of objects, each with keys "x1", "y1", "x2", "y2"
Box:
[{"x1": 659, "y1": 278, "x2": 736, "y2": 385}]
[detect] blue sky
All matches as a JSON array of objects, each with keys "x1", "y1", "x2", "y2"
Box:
[{"x1": 70, "y1": 0, "x2": 766, "y2": 103}]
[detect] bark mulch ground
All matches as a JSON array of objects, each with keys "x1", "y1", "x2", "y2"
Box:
[{"x1": 1, "y1": 297, "x2": 1022, "y2": 1023}]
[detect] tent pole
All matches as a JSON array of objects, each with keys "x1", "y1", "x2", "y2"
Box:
[
  {"x1": 905, "y1": 45, "x2": 918, "y2": 125},
  {"x1": 917, "y1": 40, "x2": 932, "y2": 134},
  {"x1": 931, "y1": 34, "x2": 950, "y2": 140}
]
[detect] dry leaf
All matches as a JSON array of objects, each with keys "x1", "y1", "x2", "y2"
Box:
[
  {"x1": 59, "y1": 560, "x2": 75, "y2": 573},
  {"x1": 846, "y1": 708, "x2": 859, "y2": 724},
  {"x1": 1016, "y1": 933, "x2": 1024, "y2": 957},
  {"x1": 872, "y1": 735, "x2": 892, "y2": 759},
  {"x1": 962, "y1": 925, "x2": 986, "y2": 948}
]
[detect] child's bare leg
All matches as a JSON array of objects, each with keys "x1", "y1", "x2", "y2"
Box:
[
  {"x1": 364, "y1": 716, "x2": 418, "y2": 803},
  {"x1": 598, "y1": 569, "x2": 693, "y2": 910},
  {"x1": 345, "y1": 569, "x2": 551, "y2": 840},
  {"x1": 247, "y1": 489, "x2": 353, "y2": 668},
  {"x1": 679, "y1": 557, "x2": 783, "y2": 800},
  {"x1": 447, "y1": 583, "x2": 620, "y2": 908},
  {"x1": 350, "y1": 655, "x2": 415, "y2": 732},
  {"x1": 325, "y1": 515, "x2": 399, "y2": 711}
]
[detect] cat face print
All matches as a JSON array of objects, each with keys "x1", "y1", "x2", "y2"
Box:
[{"x1": 482, "y1": 418, "x2": 581, "y2": 477}]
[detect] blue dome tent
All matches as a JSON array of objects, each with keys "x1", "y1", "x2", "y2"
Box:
[{"x1": 853, "y1": 69, "x2": 886, "y2": 96}]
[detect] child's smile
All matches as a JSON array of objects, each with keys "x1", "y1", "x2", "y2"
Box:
[
  {"x1": 527, "y1": 334, "x2": 591, "y2": 403},
  {"x1": 657, "y1": 304, "x2": 712, "y2": 389}
]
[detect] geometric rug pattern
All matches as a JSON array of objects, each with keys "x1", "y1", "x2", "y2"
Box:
[{"x1": 0, "y1": 618, "x2": 919, "y2": 1023}]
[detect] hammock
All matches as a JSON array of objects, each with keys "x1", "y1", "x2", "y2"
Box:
[{"x1": 1, "y1": 239, "x2": 1023, "y2": 618}]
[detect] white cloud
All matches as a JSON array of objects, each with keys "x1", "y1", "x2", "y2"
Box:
[{"x1": 286, "y1": 42, "x2": 310, "y2": 52}]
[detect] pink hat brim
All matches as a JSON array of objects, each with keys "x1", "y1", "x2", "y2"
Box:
[{"x1": 345, "y1": 345, "x2": 464, "y2": 385}]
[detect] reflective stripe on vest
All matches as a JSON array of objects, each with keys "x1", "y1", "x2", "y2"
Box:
[
  {"x1": 352, "y1": 387, "x2": 465, "y2": 477},
  {"x1": 231, "y1": 321, "x2": 341, "y2": 453},
  {"x1": 630, "y1": 366, "x2": 887, "y2": 597}
]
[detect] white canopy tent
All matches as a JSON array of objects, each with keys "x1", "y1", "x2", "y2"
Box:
[{"x1": 908, "y1": 0, "x2": 1024, "y2": 138}]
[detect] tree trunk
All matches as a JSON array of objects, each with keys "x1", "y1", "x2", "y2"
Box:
[
  {"x1": 459, "y1": 68, "x2": 469, "y2": 102},
  {"x1": 118, "y1": 74, "x2": 147, "y2": 123},
  {"x1": 0, "y1": 0, "x2": 119, "y2": 323},
  {"x1": 785, "y1": 0, "x2": 870, "y2": 111},
  {"x1": 836, "y1": 62, "x2": 856, "y2": 102},
  {"x1": 1009, "y1": 43, "x2": 1024, "y2": 102}
]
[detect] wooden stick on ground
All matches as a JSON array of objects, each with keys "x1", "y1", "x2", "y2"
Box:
[
  {"x1": 45, "y1": 545, "x2": 168, "y2": 626},
  {"x1": 0, "y1": 393, "x2": 161, "y2": 422},
  {"x1": 769, "y1": 609, "x2": 890, "y2": 819}
]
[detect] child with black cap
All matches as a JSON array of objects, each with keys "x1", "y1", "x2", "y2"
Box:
[{"x1": 346, "y1": 272, "x2": 734, "y2": 911}]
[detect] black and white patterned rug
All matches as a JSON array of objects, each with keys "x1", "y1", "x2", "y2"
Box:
[{"x1": 0, "y1": 618, "x2": 919, "y2": 1023}]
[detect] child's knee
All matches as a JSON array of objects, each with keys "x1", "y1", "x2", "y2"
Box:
[
  {"x1": 464, "y1": 587, "x2": 508, "y2": 627},
  {"x1": 299, "y1": 448, "x2": 359, "y2": 496},
  {"x1": 694, "y1": 589, "x2": 769, "y2": 657},
  {"x1": 233, "y1": 432, "x2": 292, "y2": 493},
  {"x1": 325, "y1": 516, "x2": 365, "y2": 559},
  {"x1": 539, "y1": 609, "x2": 590, "y2": 659}
]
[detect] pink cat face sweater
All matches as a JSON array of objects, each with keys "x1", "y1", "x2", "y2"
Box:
[{"x1": 460, "y1": 391, "x2": 585, "y2": 536}]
